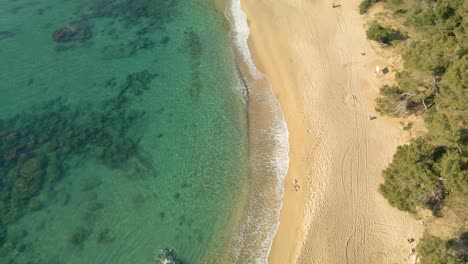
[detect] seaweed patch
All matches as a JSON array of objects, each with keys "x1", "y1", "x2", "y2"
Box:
[
  {"x1": 185, "y1": 30, "x2": 203, "y2": 99},
  {"x1": 0, "y1": 70, "x2": 157, "y2": 258}
]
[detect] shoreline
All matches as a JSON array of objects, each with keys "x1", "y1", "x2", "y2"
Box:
[
  {"x1": 240, "y1": 0, "x2": 424, "y2": 263},
  {"x1": 221, "y1": 1, "x2": 290, "y2": 262}
]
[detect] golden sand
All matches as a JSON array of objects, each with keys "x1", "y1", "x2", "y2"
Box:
[{"x1": 240, "y1": 0, "x2": 424, "y2": 263}]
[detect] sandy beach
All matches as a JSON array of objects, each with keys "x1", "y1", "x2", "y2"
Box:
[{"x1": 240, "y1": 0, "x2": 424, "y2": 263}]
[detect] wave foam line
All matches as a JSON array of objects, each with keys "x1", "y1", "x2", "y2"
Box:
[{"x1": 225, "y1": 1, "x2": 290, "y2": 263}]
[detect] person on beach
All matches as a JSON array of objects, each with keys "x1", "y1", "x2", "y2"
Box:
[{"x1": 294, "y1": 179, "x2": 300, "y2": 191}]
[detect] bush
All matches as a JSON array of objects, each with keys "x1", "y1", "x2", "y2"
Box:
[
  {"x1": 417, "y1": 234, "x2": 466, "y2": 264},
  {"x1": 440, "y1": 152, "x2": 468, "y2": 194},
  {"x1": 438, "y1": 55, "x2": 468, "y2": 111},
  {"x1": 366, "y1": 21, "x2": 395, "y2": 44},
  {"x1": 372, "y1": 0, "x2": 467, "y2": 261},
  {"x1": 379, "y1": 138, "x2": 442, "y2": 214},
  {"x1": 403, "y1": 40, "x2": 451, "y2": 76},
  {"x1": 359, "y1": 0, "x2": 379, "y2": 14},
  {"x1": 375, "y1": 85, "x2": 403, "y2": 116}
]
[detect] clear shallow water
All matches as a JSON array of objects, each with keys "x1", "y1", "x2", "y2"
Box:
[
  {"x1": 226, "y1": 1, "x2": 289, "y2": 262},
  {"x1": 0, "y1": 0, "x2": 249, "y2": 263}
]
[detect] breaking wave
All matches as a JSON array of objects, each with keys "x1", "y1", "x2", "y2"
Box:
[{"x1": 225, "y1": 1, "x2": 290, "y2": 263}]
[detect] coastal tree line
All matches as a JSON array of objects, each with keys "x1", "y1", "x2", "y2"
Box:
[{"x1": 362, "y1": 0, "x2": 467, "y2": 263}]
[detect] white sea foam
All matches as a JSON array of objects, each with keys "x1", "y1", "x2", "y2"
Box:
[
  {"x1": 225, "y1": 1, "x2": 290, "y2": 263},
  {"x1": 226, "y1": 0, "x2": 263, "y2": 80}
]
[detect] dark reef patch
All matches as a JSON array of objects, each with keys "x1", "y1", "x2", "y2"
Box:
[
  {"x1": 86, "y1": 0, "x2": 178, "y2": 28},
  {"x1": 48, "y1": 0, "x2": 180, "y2": 56},
  {"x1": 68, "y1": 226, "x2": 91, "y2": 247},
  {"x1": 52, "y1": 24, "x2": 92, "y2": 43},
  {"x1": 0, "y1": 31, "x2": 16, "y2": 41},
  {"x1": 97, "y1": 228, "x2": 115, "y2": 244},
  {"x1": 0, "y1": 70, "x2": 157, "y2": 257},
  {"x1": 160, "y1": 36, "x2": 170, "y2": 45},
  {"x1": 101, "y1": 35, "x2": 155, "y2": 60},
  {"x1": 185, "y1": 30, "x2": 203, "y2": 99},
  {"x1": 156, "y1": 248, "x2": 182, "y2": 264},
  {"x1": 36, "y1": 8, "x2": 45, "y2": 15}
]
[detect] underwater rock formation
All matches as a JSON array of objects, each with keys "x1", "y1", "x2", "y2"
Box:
[
  {"x1": 28, "y1": 199, "x2": 43, "y2": 211},
  {"x1": 155, "y1": 248, "x2": 180, "y2": 264},
  {"x1": 0, "y1": 31, "x2": 16, "y2": 40},
  {"x1": 0, "y1": 226, "x2": 6, "y2": 248},
  {"x1": 96, "y1": 228, "x2": 115, "y2": 244},
  {"x1": 0, "y1": 70, "x2": 157, "y2": 257},
  {"x1": 11, "y1": 156, "x2": 46, "y2": 201},
  {"x1": 185, "y1": 30, "x2": 203, "y2": 99},
  {"x1": 87, "y1": 0, "x2": 178, "y2": 28},
  {"x1": 52, "y1": 24, "x2": 91, "y2": 43},
  {"x1": 69, "y1": 226, "x2": 90, "y2": 246}
]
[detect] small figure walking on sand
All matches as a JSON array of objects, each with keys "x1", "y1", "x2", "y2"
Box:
[
  {"x1": 332, "y1": 3, "x2": 341, "y2": 8},
  {"x1": 368, "y1": 116, "x2": 376, "y2": 120},
  {"x1": 407, "y1": 238, "x2": 415, "y2": 243},
  {"x1": 293, "y1": 179, "x2": 300, "y2": 191},
  {"x1": 360, "y1": 52, "x2": 366, "y2": 56}
]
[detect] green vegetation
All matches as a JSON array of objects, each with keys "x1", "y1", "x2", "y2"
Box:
[
  {"x1": 379, "y1": 138, "x2": 445, "y2": 215},
  {"x1": 359, "y1": 0, "x2": 380, "y2": 14},
  {"x1": 417, "y1": 233, "x2": 467, "y2": 263},
  {"x1": 375, "y1": 85, "x2": 404, "y2": 115},
  {"x1": 363, "y1": 0, "x2": 467, "y2": 262},
  {"x1": 366, "y1": 21, "x2": 399, "y2": 44}
]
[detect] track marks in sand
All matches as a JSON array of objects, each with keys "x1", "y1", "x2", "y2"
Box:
[
  {"x1": 310, "y1": 2, "x2": 375, "y2": 262},
  {"x1": 241, "y1": 0, "x2": 424, "y2": 263},
  {"x1": 340, "y1": 146, "x2": 352, "y2": 199},
  {"x1": 345, "y1": 232, "x2": 353, "y2": 264},
  {"x1": 265, "y1": 0, "x2": 399, "y2": 263}
]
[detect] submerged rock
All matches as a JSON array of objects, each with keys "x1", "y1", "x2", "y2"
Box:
[
  {"x1": 96, "y1": 228, "x2": 115, "y2": 244},
  {"x1": 0, "y1": 31, "x2": 16, "y2": 40},
  {"x1": 0, "y1": 70, "x2": 156, "y2": 249},
  {"x1": 29, "y1": 199, "x2": 43, "y2": 211},
  {"x1": 155, "y1": 248, "x2": 179, "y2": 264},
  {"x1": 52, "y1": 24, "x2": 91, "y2": 43},
  {"x1": 68, "y1": 226, "x2": 90, "y2": 246},
  {"x1": 0, "y1": 225, "x2": 6, "y2": 248},
  {"x1": 12, "y1": 156, "x2": 46, "y2": 200}
]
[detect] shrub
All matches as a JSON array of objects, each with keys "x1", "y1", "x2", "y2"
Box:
[
  {"x1": 372, "y1": 0, "x2": 467, "y2": 260},
  {"x1": 379, "y1": 138, "x2": 442, "y2": 214},
  {"x1": 359, "y1": 0, "x2": 379, "y2": 14},
  {"x1": 366, "y1": 21, "x2": 395, "y2": 44},
  {"x1": 375, "y1": 85, "x2": 403, "y2": 116},
  {"x1": 417, "y1": 234, "x2": 466, "y2": 264}
]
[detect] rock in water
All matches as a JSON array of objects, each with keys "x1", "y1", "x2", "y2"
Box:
[
  {"x1": 155, "y1": 248, "x2": 179, "y2": 264},
  {"x1": 0, "y1": 30, "x2": 16, "y2": 40},
  {"x1": 52, "y1": 24, "x2": 91, "y2": 43}
]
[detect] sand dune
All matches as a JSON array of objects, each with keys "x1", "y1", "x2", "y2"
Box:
[{"x1": 240, "y1": 0, "x2": 424, "y2": 263}]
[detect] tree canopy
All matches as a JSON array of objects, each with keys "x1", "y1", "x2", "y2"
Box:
[
  {"x1": 417, "y1": 234, "x2": 467, "y2": 264},
  {"x1": 359, "y1": 0, "x2": 380, "y2": 14},
  {"x1": 380, "y1": 138, "x2": 443, "y2": 214},
  {"x1": 364, "y1": 0, "x2": 467, "y2": 261},
  {"x1": 366, "y1": 21, "x2": 398, "y2": 44}
]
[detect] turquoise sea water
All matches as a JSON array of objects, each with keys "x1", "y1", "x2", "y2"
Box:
[{"x1": 0, "y1": 0, "x2": 249, "y2": 263}]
